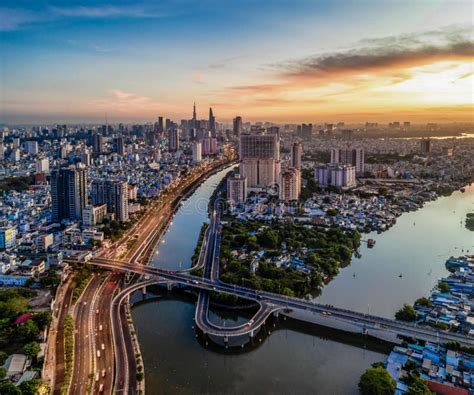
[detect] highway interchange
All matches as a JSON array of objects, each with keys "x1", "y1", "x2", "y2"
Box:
[
  {"x1": 58, "y1": 155, "x2": 235, "y2": 395},
  {"x1": 59, "y1": 148, "x2": 473, "y2": 394}
]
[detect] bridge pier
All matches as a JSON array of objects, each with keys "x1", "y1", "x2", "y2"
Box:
[
  {"x1": 249, "y1": 330, "x2": 254, "y2": 339},
  {"x1": 141, "y1": 286, "x2": 147, "y2": 295},
  {"x1": 224, "y1": 335, "x2": 228, "y2": 346},
  {"x1": 167, "y1": 282, "x2": 173, "y2": 291}
]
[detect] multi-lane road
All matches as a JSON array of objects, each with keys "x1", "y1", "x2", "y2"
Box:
[
  {"x1": 63, "y1": 155, "x2": 236, "y2": 394},
  {"x1": 73, "y1": 256, "x2": 474, "y2": 348}
]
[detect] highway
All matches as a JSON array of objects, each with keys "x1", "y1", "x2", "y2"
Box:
[
  {"x1": 66, "y1": 256, "x2": 474, "y2": 348},
  {"x1": 64, "y1": 156, "x2": 237, "y2": 395},
  {"x1": 70, "y1": 274, "x2": 104, "y2": 395}
]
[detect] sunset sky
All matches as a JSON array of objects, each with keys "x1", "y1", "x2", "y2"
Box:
[{"x1": 1, "y1": 0, "x2": 473, "y2": 124}]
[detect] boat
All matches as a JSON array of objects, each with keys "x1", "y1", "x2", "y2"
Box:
[
  {"x1": 367, "y1": 239, "x2": 376, "y2": 248},
  {"x1": 460, "y1": 188, "x2": 466, "y2": 193},
  {"x1": 399, "y1": 273, "x2": 403, "y2": 278}
]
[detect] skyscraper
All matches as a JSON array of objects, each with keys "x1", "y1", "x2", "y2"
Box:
[
  {"x1": 114, "y1": 137, "x2": 125, "y2": 156},
  {"x1": 168, "y1": 129, "x2": 180, "y2": 152},
  {"x1": 157, "y1": 116, "x2": 164, "y2": 133},
  {"x1": 209, "y1": 107, "x2": 216, "y2": 134},
  {"x1": 91, "y1": 180, "x2": 129, "y2": 222},
  {"x1": 291, "y1": 142, "x2": 303, "y2": 169},
  {"x1": 192, "y1": 102, "x2": 197, "y2": 129},
  {"x1": 92, "y1": 133, "x2": 104, "y2": 155},
  {"x1": 51, "y1": 164, "x2": 88, "y2": 222},
  {"x1": 233, "y1": 116, "x2": 243, "y2": 136}
]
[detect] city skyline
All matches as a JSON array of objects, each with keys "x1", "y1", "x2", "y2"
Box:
[{"x1": 1, "y1": 0, "x2": 473, "y2": 124}]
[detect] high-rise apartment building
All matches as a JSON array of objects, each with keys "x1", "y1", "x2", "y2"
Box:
[
  {"x1": 209, "y1": 108, "x2": 216, "y2": 134},
  {"x1": 331, "y1": 148, "x2": 365, "y2": 174},
  {"x1": 24, "y1": 141, "x2": 38, "y2": 155},
  {"x1": 157, "y1": 116, "x2": 164, "y2": 133},
  {"x1": 91, "y1": 180, "x2": 129, "y2": 222},
  {"x1": 114, "y1": 137, "x2": 125, "y2": 156},
  {"x1": 227, "y1": 174, "x2": 247, "y2": 204},
  {"x1": 291, "y1": 142, "x2": 303, "y2": 169},
  {"x1": 420, "y1": 138, "x2": 431, "y2": 154},
  {"x1": 51, "y1": 164, "x2": 88, "y2": 222},
  {"x1": 233, "y1": 116, "x2": 243, "y2": 136},
  {"x1": 168, "y1": 129, "x2": 180, "y2": 152},
  {"x1": 36, "y1": 158, "x2": 49, "y2": 173},
  {"x1": 279, "y1": 168, "x2": 301, "y2": 201},
  {"x1": 202, "y1": 137, "x2": 218, "y2": 156},
  {"x1": 92, "y1": 133, "x2": 104, "y2": 155},
  {"x1": 192, "y1": 141, "x2": 202, "y2": 162},
  {"x1": 239, "y1": 130, "x2": 280, "y2": 188},
  {"x1": 297, "y1": 124, "x2": 313, "y2": 139},
  {"x1": 315, "y1": 164, "x2": 356, "y2": 189}
]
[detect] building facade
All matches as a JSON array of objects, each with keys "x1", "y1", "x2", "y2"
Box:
[
  {"x1": 315, "y1": 164, "x2": 356, "y2": 189},
  {"x1": 51, "y1": 165, "x2": 88, "y2": 222},
  {"x1": 227, "y1": 174, "x2": 247, "y2": 204},
  {"x1": 91, "y1": 180, "x2": 129, "y2": 222},
  {"x1": 330, "y1": 148, "x2": 365, "y2": 174},
  {"x1": 279, "y1": 168, "x2": 301, "y2": 201}
]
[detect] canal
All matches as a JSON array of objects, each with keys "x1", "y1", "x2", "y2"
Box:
[{"x1": 132, "y1": 168, "x2": 474, "y2": 394}]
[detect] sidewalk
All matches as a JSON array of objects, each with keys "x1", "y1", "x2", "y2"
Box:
[{"x1": 42, "y1": 276, "x2": 72, "y2": 390}]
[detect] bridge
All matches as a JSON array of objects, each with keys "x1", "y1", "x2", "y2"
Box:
[{"x1": 65, "y1": 248, "x2": 474, "y2": 347}]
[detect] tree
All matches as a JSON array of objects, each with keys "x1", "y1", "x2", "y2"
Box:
[
  {"x1": 136, "y1": 372, "x2": 144, "y2": 382},
  {"x1": 0, "y1": 382, "x2": 21, "y2": 395},
  {"x1": 359, "y1": 366, "x2": 396, "y2": 395},
  {"x1": 33, "y1": 311, "x2": 52, "y2": 329},
  {"x1": 415, "y1": 297, "x2": 432, "y2": 308},
  {"x1": 0, "y1": 351, "x2": 7, "y2": 365},
  {"x1": 15, "y1": 320, "x2": 39, "y2": 342},
  {"x1": 406, "y1": 377, "x2": 433, "y2": 395},
  {"x1": 40, "y1": 270, "x2": 60, "y2": 288},
  {"x1": 0, "y1": 367, "x2": 6, "y2": 379},
  {"x1": 24, "y1": 341, "x2": 41, "y2": 360},
  {"x1": 19, "y1": 379, "x2": 40, "y2": 395},
  {"x1": 395, "y1": 304, "x2": 418, "y2": 322},
  {"x1": 438, "y1": 282, "x2": 449, "y2": 293}
]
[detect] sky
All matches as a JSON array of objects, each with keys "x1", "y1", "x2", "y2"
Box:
[{"x1": 0, "y1": 0, "x2": 473, "y2": 124}]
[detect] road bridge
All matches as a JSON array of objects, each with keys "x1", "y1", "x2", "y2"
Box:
[{"x1": 64, "y1": 255, "x2": 474, "y2": 348}]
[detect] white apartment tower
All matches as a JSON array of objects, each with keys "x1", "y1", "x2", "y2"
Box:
[{"x1": 227, "y1": 174, "x2": 247, "y2": 204}]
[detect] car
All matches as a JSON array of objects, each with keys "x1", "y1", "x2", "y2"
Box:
[
  {"x1": 247, "y1": 319, "x2": 254, "y2": 326},
  {"x1": 101, "y1": 343, "x2": 105, "y2": 350},
  {"x1": 97, "y1": 350, "x2": 101, "y2": 358},
  {"x1": 99, "y1": 324, "x2": 103, "y2": 331},
  {"x1": 101, "y1": 369, "x2": 106, "y2": 378},
  {"x1": 95, "y1": 372, "x2": 99, "y2": 381},
  {"x1": 96, "y1": 309, "x2": 100, "y2": 314}
]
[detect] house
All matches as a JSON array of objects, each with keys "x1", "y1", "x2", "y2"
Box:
[{"x1": 3, "y1": 354, "x2": 29, "y2": 379}]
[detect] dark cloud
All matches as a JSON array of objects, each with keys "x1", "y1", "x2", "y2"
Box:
[{"x1": 281, "y1": 25, "x2": 474, "y2": 78}]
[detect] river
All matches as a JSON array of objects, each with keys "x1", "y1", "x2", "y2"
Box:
[{"x1": 132, "y1": 168, "x2": 474, "y2": 394}]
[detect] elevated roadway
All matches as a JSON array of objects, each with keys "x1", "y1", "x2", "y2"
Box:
[{"x1": 65, "y1": 255, "x2": 474, "y2": 348}]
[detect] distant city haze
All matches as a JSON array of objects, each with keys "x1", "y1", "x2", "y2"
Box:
[{"x1": 1, "y1": 0, "x2": 473, "y2": 124}]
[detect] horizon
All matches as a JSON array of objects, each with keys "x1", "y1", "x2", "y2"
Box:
[{"x1": 1, "y1": 0, "x2": 473, "y2": 124}]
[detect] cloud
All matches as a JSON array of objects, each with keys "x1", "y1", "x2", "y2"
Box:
[
  {"x1": 224, "y1": 25, "x2": 474, "y2": 105},
  {"x1": 0, "y1": 4, "x2": 166, "y2": 30},
  {"x1": 0, "y1": 8, "x2": 38, "y2": 31},
  {"x1": 49, "y1": 5, "x2": 165, "y2": 19},
  {"x1": 281, "y1": 26, "x2": 474, "y2": 79}
]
